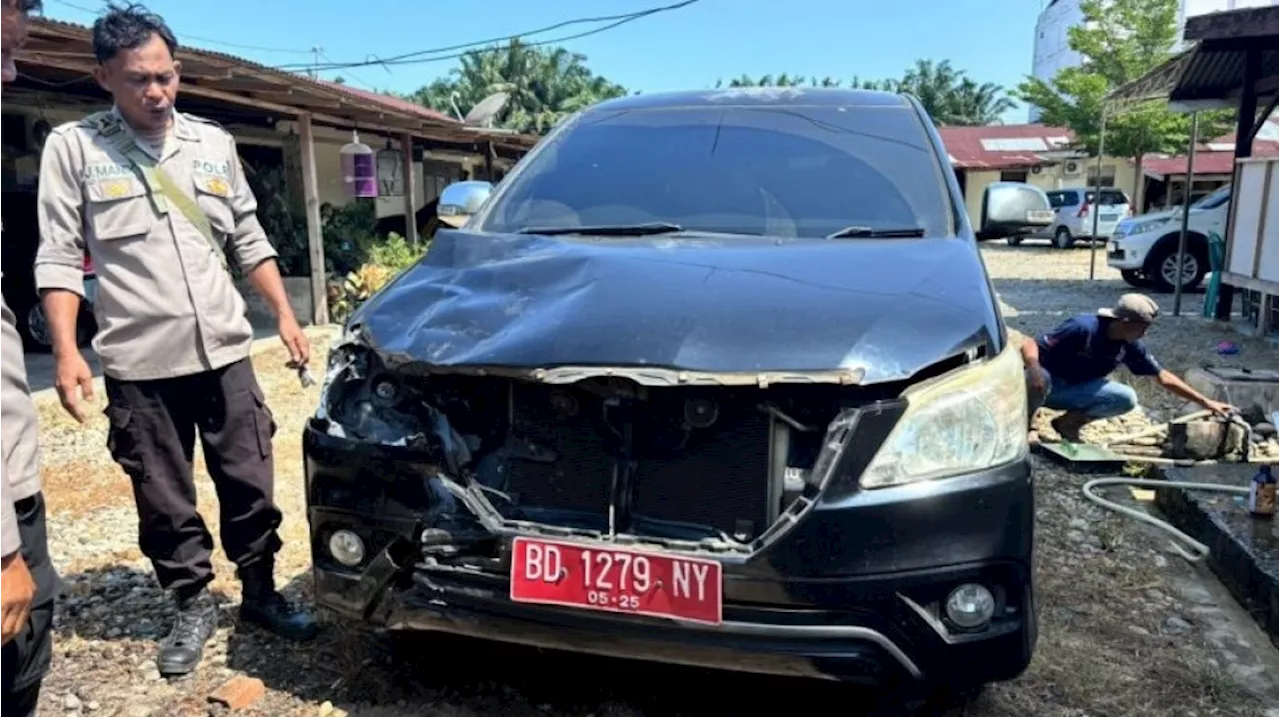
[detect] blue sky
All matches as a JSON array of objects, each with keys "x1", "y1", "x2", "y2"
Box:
[{"x1": 41, "y1": 0, "x2": 1045, "y2": 123}]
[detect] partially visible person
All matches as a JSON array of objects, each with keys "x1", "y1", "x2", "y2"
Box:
[
  {"x1": 34, "y1": 2, "x2": 316, "y2": 679},
  {"x1": 3, "y1": 2, "x2": 59, "y2": 716},
  {"x1": 1022, "y1": 292, "x2": 1235, "y2": 442}
]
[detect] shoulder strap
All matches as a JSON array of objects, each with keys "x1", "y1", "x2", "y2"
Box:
[{"x1": 105, "y1": 129, "x2": 230, "y2": 272}]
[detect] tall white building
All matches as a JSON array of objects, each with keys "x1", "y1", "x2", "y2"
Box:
[{"x1": 1029, "y1": 0, "x2": 1280, "y2": 121}]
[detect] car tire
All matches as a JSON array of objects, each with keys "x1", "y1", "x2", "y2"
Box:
[
  {"x1": 1146, "y1": 242, "x2": 1206, "y2": 294},
  {"x1": 1052, "y1": 227, "x2": 1075, "y2": 249},
  {"x1": 1120, "y1": 269, "x2": 1149, "y2": 288},
  {"x1": 1006, "y1": 234, "x2": 1024, "y2": 246},
  {"x1": 23, "y1": 301, "x2": 96, "y2": 353}
]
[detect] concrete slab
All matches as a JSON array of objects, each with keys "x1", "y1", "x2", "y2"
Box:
[
  {"x1": 1185, "y1": 366, "x2": 1280, "y2": 424},
  {"x1": 1157, "y1": 464, "x2": 1279, "y2": 646}
]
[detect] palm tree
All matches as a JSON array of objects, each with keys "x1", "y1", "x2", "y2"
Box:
[
  {"x1": 405, "y1": 40, "x2": 627, "y2": 135},
  {"x1": 714, "y1": 59, "x2": 1016, "y2": 126}
]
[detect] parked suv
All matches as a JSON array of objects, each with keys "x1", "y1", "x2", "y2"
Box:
[
  {"x1": 1010, "y1": 186, "x2": 1133, "y2": 248},
  {"x1": 1107, "y1": 183, "x2": 1231, "y2": 293},
  {"x1": 303, "y1": 89, "x2": 1053, "y2": 714}
]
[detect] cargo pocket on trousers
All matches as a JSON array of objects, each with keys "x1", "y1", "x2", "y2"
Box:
[
  {"x1": 249, "y1": 386, "x2": 277, "y2": 460},
  {"x1": 104, "y1": 405, "x2": 144, "y2": 479}
]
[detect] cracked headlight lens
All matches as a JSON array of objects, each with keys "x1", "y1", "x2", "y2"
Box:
[{"x1": 861, "y1": 342, "x2": 1027, "y2": 489}]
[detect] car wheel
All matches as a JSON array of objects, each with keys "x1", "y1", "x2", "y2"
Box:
[
  {"x1": 23, "y1": 302, "x2": 55, "y2": 353},
  {"x1": 1147, "y1": 243, "x2": 1205, "y2": 294},
  {"x1": 1120, "y1": 269, "x2": 1149, "y2": 288},
  {"x1": 1006, "y1": 234, "x2": 1024, "y2": 246},
  {"x1": 23, "y1": 302, "x2": 96, "y2": 352},
  {"x1": 1052, "y1": 227, "x2": 1075, "y2": 249}
]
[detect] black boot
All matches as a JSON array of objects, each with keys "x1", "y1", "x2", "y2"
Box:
[
  {"x1": 157, "y1": 588, "x2": 218, "y2": 677},
  {"x1": 237, "y1": 561, "x2": 319, "y2": 642}
]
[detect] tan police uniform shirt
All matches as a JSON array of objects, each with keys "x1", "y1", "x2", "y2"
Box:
[
  {"x1": 1, "y1": 221, "x2": 42, "y2": 555},
  {"x1": 34, "y1": 107, "x2": 279, "y2": 382}
]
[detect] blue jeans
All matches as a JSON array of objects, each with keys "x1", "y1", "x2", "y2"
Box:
[{"x1": 1025, "y1": 367, "x2": 1138, "y2": 420}]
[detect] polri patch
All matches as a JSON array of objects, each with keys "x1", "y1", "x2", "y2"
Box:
[{"x1": 193, "y1": 157, "x2": 233, "y2": 197}]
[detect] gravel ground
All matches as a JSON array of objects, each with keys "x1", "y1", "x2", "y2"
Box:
[{"x1": 26, "y1": 247, "x2": 1280, "y2": 717}]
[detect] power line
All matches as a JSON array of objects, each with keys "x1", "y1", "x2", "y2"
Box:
[
  {"x1": 47, "y1": 0, "x2": 315, "y2": 55},
  {"x1": 275, "y1": 0, "x2": 700, "y2": 72}
]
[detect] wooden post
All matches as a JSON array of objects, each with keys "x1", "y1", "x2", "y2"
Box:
[
  {"x1": 401, "y1": 132, "x2": 419, "y2": 246},
  {"x1": 299, "y1": 113, "x2": 329, "y2": 325}
]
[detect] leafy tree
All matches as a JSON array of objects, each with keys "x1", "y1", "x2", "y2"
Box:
[
  {"x1": 714, "y1": 60, "x2": 1014, "y2": 126},
  {"x1": 1016, "y1": 0, "x2": 1231, "y2": 203},
  {"x1": 405, "y1": 40, "x2": 627, "y2": 135}
]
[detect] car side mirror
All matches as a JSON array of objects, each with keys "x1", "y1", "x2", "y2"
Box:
[
  {"x1": 976, "y1": 182, "x2": 1055, "y2": 241},
  {"x1": 437, "y1": 180, "x2": 493, "y2": 229}
]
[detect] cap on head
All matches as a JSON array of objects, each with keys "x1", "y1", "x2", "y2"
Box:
[{"x1": 1098, "y1": 293, "x2": 1160, "y2": 325}]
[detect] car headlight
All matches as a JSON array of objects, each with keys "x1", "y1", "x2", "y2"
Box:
[
  {"x1": 1118, "y1": 219, "x2": 1166, "y2": 237},
  {"x1": 860, "y1": 342, "x2": 1026, "y2": 489}
]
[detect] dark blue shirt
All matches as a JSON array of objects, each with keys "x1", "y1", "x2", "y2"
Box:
[{"x1": 1035, "y1": 314, "x2": 1162, "y2": 386}]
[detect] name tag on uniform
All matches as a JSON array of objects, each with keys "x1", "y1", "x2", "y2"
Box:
[
  {"x1": 84, "y1": 163, "x2": 146, "y2": 202},
  {"x1": 193, "y1": 157, "x2": 233, "y2": 197}
]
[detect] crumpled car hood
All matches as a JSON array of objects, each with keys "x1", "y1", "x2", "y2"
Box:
[{"x1": 347, "y1": 229, "x2": 1004, "y2": 385}]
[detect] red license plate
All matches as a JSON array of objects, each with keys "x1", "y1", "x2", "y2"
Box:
[{"x1": 509, "y1": 536, "x2": 723, "y2": 625}]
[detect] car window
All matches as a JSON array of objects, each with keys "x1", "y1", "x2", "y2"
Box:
[
  {"x1": 1082, "y1": 190, "x2": 1127, "y2": 205},
  {"x1": 1099, "y1": 189, "x2": 1129, "y2": 206},
  {"x1": 1191, "y1": 185, "x2": 1232, "y2": 210},
  {"x1": 477, "y1": 103, "x2": 953, "y2": 238},
  {"x1": 1047, "y1": 191, "x2": 1077, "y2": 208}
]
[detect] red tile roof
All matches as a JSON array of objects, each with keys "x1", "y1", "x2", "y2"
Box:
[
  {"x1": 937, "y1": 124, "x2": 1076, "y2": 170},
  {"x1": 1142, "y1": 138, "x2": 1280, "y2": 178}
]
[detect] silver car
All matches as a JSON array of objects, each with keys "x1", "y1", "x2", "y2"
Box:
[{"x1": 1011, "y1": 187, "x2": 1132, "y2": 249}]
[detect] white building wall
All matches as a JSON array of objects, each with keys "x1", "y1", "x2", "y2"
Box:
[{"x1": 1029, "y1": 0, "x2": 1280, "y2": 121}]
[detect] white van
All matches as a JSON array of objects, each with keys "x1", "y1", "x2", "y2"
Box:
[{"x1": 1106, "y1": 184, "x2": 1232, "y2": 293}]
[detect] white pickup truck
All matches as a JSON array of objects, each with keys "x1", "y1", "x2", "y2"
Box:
[{"x1": 1106, "y1": 183, "x2": 1231, "y2": 293}]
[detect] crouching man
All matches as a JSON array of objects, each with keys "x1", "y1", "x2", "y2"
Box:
[{"x1": 1022, "y1": 293, "x2": 1234, "y2": 442}]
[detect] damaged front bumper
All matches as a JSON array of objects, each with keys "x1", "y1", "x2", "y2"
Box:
[{"x1": 302, "y1": 414, "x2": 1038, "y2": 691}]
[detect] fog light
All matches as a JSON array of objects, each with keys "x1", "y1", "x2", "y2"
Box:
[
  {"x1": 328, "y1": 529, "x2": 366, "y2": 567},
  {"x1": 944, "y1": 583, "x2": 995, "y2": 629}
]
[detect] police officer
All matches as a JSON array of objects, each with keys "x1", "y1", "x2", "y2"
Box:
[
  {"x1": 3, "y1": 2, "x2": 59, "y2": 713},
  {"x1": 34, "y1": 3, "x2": 316, "y2": 677}
]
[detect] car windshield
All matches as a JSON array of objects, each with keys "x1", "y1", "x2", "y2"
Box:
[
  {"x1": 1191, "y1": 185, "x2": 1232, "y2": 210},
  {"x1": 477, "y1": 103, "x2": 953, "y2": 238}
]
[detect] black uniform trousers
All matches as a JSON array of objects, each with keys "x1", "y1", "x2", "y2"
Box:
[
  {"x1": 1, "y1": 492, "x2": 57, "y2": 717},
  {"x1": 103, "y1": 358, "x2": 283, "y2": 599}
]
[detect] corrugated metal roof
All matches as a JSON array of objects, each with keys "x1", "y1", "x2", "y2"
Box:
[
  {"x1": 17, "y1": 17, "x2": 540, "y2": 149},
  {"x1": 939, "y1": 124, "x2": 1076, "y2": 169}
]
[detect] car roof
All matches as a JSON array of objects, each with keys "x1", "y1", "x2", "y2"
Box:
[{"x1": 587, "y1": 87, "x2": 912, "y2": 113}]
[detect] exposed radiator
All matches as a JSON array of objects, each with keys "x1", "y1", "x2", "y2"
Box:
[{"x1": 630, "y1": 405, "x2": 772, "y2": 540}]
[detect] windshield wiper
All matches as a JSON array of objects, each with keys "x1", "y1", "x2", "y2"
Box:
[
  {"x1": 825, "y1": 225, "x2": 927, "y2": 239},
  {"x1": 517, "y1": 222, "x2": 685, "y2": 236}
]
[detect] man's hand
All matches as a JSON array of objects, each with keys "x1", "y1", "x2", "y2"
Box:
[
  {"x1": 1203, "y1": 398, "x2": 1237, "y2": 418},
  {"x1": 278, "y1": 315, "x2": 310, "y2": 369},
  {"x1": 1, "y1": 552, "x2": 35, "y2": 646},
  {"x1": 54, "y1": 350, "x2": 95, "y2": 423}
]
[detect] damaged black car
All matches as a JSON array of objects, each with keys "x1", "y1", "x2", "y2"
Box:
[{"x1": 302, "y1": 88, "x2": 1055, "y2": 710}]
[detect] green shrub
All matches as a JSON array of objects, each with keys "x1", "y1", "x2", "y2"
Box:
[{"x1": 327, "y1": 232, "x2": 429, "y2": 323}]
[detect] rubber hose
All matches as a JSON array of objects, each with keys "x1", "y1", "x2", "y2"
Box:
[{"x1": 1081, "y1": 476, "x2": 1249, "y2": 562}]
